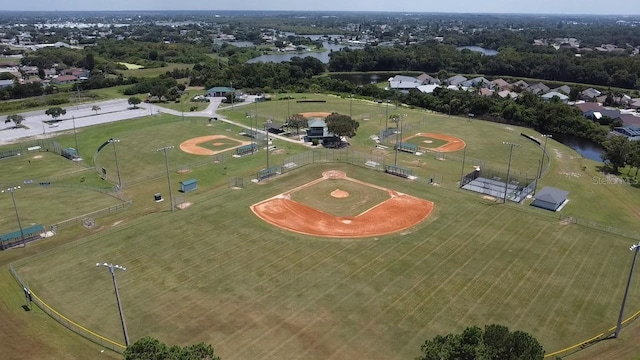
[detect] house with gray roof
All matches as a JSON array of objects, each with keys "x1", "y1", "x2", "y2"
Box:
[
  {"x1": 531, "y1": 187, "x2": 569, "y2": 211},
  {"x1": 461, "y1": 76, "x2": 491, "y2": 88},
  {"x1": 527, "y1": 83, "x2": 551, "y2": 95},
  {"x1": 551, "y1": 85, "x2": 571, "y2": 95},
  {"x1": 580, "y1": 88, "x2": 602, "y2": 100},
  {"x1": 446, "y1": 74, "x2": 468, "y2": 86},
  {"x1": 388, "y1": 75, "x2": 423, "y2": 91},
  {"x1": 510, "y1": 80, "x2": 529, "y2": 91},
  {"x1": 541, "y1": 91, "x2": 569, "y2": 103},
  {"x1": 416, "y1": 73, "x2": 440, "y2": 85}
]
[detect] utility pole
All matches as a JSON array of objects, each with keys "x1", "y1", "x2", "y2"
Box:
[
  {"x1": 96, "y1": 263, "x2": 130, "y2": 346},
  {"x1": 349, "y1": 94, "x2": 353, "y2": 119},
  {"x1": 264, "y1": 123, "x2": 270, "y2": 169},
  {"x1": 394, "y1": 116, "x2": 401, "y2": 166},
  {"x1": 615, "y1": 242, "x2": 640, "y2": 338},
  {"x1": 157, "y1": 146, "x2": 175, "y2": 212},
  {"x1": 230, "y1": 82, "x2": 234, "y2": 111},
  {"x1": 385, "y1": 99, "x2": 389, "y2": 131},
  {"x1": 502, "y1": 142, "x2": 521, "y2": 204}
]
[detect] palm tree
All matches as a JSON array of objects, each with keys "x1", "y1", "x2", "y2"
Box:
[{"x1": 91, "y1": 105, "x2": 101, "y2": 115}]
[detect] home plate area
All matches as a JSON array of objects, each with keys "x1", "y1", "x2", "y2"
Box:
[{"x1": 250, "y1": 170, "x2": 434, "y2": 238}]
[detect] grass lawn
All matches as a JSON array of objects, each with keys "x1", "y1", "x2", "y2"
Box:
[
  {"x1": 4, "y1": 93, "x2": 640, "y2": 359},
  {"x1": 289, "y1": 177, "x2": 390, "y2": 217},
  {"x1": 117, "y1": 63, "x2": 193, "y2": 78},
  {"x1": 12, "y1": 163, "x2": 640, "y2": 360}
]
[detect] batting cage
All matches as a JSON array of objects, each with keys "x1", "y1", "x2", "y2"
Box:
[{"x1": 460, "y1": 168, "x2": 536, "y2": 203}]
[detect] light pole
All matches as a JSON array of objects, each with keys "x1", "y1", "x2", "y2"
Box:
[
  {"x1": 253, "y1": 100, "x2": 258, "y2": 155},
  {"x1": 180, "y1": 92, "x2": 185, "y2": 122},
  {"x1": 502, "y1": 142, "x2": 521, "y2": 204},
  {"x1": 2, "y1": 186, "x2": 25, "y2": 248},
  {"x1": 230, "y1": 82, "x2": 234, "y2": 111},
  {"x1": 385, "y1": 99, "x2": 390, "y2": 131},
  {"x1": 614, "y1": 242, "x2": 640, "y2": 338},
  {"x1": 538, "y1": 134, "x2": 552, "y2": 180},
  {"x1": 96, "y1": 262, "x2": 130, "y2": 346},
  {"x1": 394, "y1": 115, "x2": 401, "y2": 166},
  {"x1": 72, "y1": 116, "x2": 79, "y2": 157},
  {"x1": 157, "y1": 146, "x2": 175, "y2": 212},
  {"x1": 264, "y1": 123, "x2": 270, "y2": 169},
  {"x1": 108, "y1": 139, "x2": 122, "y2": 190}
]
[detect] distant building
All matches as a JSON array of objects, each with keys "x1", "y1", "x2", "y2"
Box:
[
  {"x1": 446, "y1": 74, "x2": 468, "y2": 86},
  {"x1": 541, "y1": 91, "x2": 569, "y2": 103}
]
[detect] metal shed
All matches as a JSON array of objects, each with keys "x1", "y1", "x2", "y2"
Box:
[
  {"x1": 531, "y1": 187, "x2": 569, "y2": 211},
  {"x1": 180, "y1": 179, "x2": 197, "y2": 193}
]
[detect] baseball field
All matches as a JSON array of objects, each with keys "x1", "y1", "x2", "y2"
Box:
[{"x1": 3, "y1": 94, "x2": 640, "y2": 359}]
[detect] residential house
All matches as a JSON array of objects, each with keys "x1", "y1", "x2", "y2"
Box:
[
  {"x1": 478, "y1": 88, "x2": 494, "y2": 97},
  {"x1": 613, "y1": 126, "x2": 640, "y2": 140},
  {"x1": 630, "y1": 98, "x2": 640, "y2": 110},
  {"x1": 498, "y1": 90, "x2": 518, "y2": 99},
  {"x1": 416, "y1": 73, "x2": 440, "y2": 85},
  {"x1": 461, "y1": 76, "x2": 491, "y2": 88},
  {"x1": 527, "y1": 83, "x2": 551, "y2": 95},
  {"x1": 417, "y1": 84, "x2": 440, "y2": 94},
  {"x1": 510, "y1": 80, "x2": 529, "y2": 91},
  {"x1": 551, "y1": 85, "x2": 571, "y2": 95},
  {"x1": 388, "y1": 75, "x2": 423, "y2": 91},
  {"x1": 580, "y1": 88, "x2": 602, "y2": 101},
  {"x1": 446, "y1": 74, "x2": 468, "y2": 86},
  {"x1": 51, "y1": 74, "x2": 78, "y2": 84},
  {"x1": 541, "y1": 92, "x2": 569, "y2": 103},
  {"x1": 490, "y1": 78, "x2": 510, "y2": 91}
]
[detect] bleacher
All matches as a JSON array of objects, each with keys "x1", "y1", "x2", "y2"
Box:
[
  {"x1": 236, "y1": 143, "x2": 258, "y2": 156},
  {"x1": 384, "y1": 165, "x2": 412, "y2": 178},
  {"x1": 394, "y1": 142, "x2": 418, "y2": 154},
  {"x1": 257, "y1": 166, "x2": 281, "y2": 181}
]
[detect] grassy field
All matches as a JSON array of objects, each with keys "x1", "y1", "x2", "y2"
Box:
[
  {"x1": 3, "y1": 94, "x2": 640, "y2": 359},
  {"x1": 117, "y1": 63, "x2": 193, "y2": 78},
  {"x1": 289, "y1": 177, "x2": 390, "y2": 217},
  {"x1": 154, "y1": 90, "x2": 209, "y2": 113},
  {"x1": 11, "y1": 163, "x2": 640, "y2": 360}
]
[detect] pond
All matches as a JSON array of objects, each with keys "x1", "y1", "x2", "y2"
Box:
[
  {"x1": 550, "y1": 132, "x2": 604, "y2": 162},
  {"x1": 456, "y1": 46, "x2": 499, "y2": 56},
  {"x1": 247, "y1": 42, "x2": 349, "y2": 64}
]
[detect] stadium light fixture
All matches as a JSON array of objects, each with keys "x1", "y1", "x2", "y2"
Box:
[
  {"x1": 614, "y1": 242, "x2": 640, "y2": 338},
  {"x1": 157, "y1": 146, "x2": 175, "y2": 212},
  {"x1": 502, "y1": 142, "x2": 521, "y2": 203},
  {"x1": 96, "y1": 262, "x2": 130, "y2": 346},
  {"x1": 108, "y1": 139, "x2": 122, "y2": 190},
  {"x1": 2, "y1": 186, "x2": 26, "y2": 248}
]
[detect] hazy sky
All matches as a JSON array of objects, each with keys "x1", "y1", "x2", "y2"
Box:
[{"x1": 4, "y1": 0, "x2": 640, "y2": 15}]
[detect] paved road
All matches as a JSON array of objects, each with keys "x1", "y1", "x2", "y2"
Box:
[{"x1": 0, "y1": 95, "x2": 308, "y2": 147}]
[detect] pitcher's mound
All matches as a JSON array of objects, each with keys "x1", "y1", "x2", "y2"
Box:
[{"x1": 331, "y1": 189, "x2": 350, "y2": 198}]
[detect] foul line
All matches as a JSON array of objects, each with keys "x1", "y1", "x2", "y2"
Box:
[
  {"x1": 30, "y1": 291, "x2": 126, "y2": 350},
  {"x1": 544, "y1": 309, "x2": 640, "y2": 358}
]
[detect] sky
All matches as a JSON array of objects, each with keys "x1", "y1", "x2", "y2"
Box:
[{"x1": 4, "y1": 0, "x2": 640, "y2": 15}]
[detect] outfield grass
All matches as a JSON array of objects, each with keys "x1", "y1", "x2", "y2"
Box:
[
  {"x1": 4, "y1": 94, "x2": 640, "y2": 359},
  {"x1": 12, "y1": 163, "x2": 640, "y2": 360}
]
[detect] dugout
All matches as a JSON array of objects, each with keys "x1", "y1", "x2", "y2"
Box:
[
  {"x1": 0, "y1": 224, "x2": 44, "y2": 250},
  {"x1": 236, "y1": 143, "x2": 258, "y2": 156},
  {"x1": 385, "y1": 164, "x2": 412, "y2": 178},
  {"x1": 180, "y1": 179, "x2": 197, "y2": 193}
]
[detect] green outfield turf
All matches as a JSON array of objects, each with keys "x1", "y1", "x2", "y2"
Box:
[
  {"x1": 289, "y1": 177, "x2": 390, "y2": 217},
  {"x1": 4, "y1": 93, "x2": 640, "y2": 360},
  {"x1": 12, "y1": 163, "x2": 640, "y2": 360}
]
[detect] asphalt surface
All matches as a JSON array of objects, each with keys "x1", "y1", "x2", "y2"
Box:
[{"x1": 0, "y1": 95, "x2": 307, "y2": 146}]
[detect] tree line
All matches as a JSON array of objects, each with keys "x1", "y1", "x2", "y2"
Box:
[{"x1": 328, "y1": 44, "x2": 640, "y2": 90}]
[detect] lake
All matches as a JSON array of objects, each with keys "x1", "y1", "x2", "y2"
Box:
[
  {"x1": 457, "y1": 46, "x2": 499, "y2": 56},
  {"x1": 551, "y1": 132, "x2": 604, "y2": 162},
  {"x1": 247, "y1": 42, "x2": 349, "y2": 64}
]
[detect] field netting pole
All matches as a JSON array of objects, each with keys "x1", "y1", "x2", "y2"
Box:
[{"x1": 459, "y1": 146, "x2": 467, "y2": 185}]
